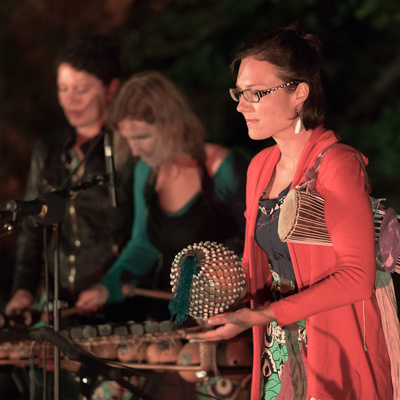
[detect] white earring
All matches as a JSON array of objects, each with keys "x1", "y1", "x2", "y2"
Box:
[{"x1": 294, "y1": 108, "x2": 303, "y2": 134}]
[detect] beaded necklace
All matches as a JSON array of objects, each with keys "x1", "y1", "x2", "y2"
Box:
[{"x1": 258, "y1": 183, "x2": 290, "y2": 218}]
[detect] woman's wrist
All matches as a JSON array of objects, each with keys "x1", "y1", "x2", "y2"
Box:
[{"x1": 252, "y1": 306, "x2": 277, "y2": 326}]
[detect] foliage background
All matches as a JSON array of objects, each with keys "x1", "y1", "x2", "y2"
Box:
[{"x1": 0, "y1": 0, "x2": 400, "y2": 301}]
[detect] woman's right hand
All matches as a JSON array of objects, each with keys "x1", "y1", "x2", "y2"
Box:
[
  {"x1": 186, "y1": 305, "x2": 276, "y2": 342},
  {"x1": 5, "y1": 289, "x2": 33, "y2": 316},
  {"x1": 75, "y1": 284, "x2": 109, "y2": 313}
]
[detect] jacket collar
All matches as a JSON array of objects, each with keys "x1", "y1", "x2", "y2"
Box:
[{"x1": 291, "y1": 125, "x2": 340, "y2": 188}]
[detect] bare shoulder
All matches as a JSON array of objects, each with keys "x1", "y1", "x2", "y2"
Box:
[{"x1": 204, "y1": 143, "x2": 230, "y2": 175}]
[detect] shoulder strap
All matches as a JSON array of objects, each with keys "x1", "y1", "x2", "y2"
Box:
[{"x1": 303, "y1": 142, "x2": 368, "y2": 191}]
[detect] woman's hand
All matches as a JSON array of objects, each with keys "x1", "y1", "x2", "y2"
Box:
[
  {"x1": 75, "y1": 284, "x2": 109, "y2": 313},
  {"x1": 5, "y1": 289, "x2": 33, "y2": 316},
  {"x1": 186, "y1": 306, "x2": 276, "y2": 342}
]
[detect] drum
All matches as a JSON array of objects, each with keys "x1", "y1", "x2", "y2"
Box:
[
  {"x1": 278, "y1": 187, "x2": 332, "y2": 245},
  {"x1": 278, "y1": 188, "x2": 400, "y2": 273}
]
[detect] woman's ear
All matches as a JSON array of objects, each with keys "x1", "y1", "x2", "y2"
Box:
[{"x1": 295, "y1": 82, "x2": 309, "y2": 105}]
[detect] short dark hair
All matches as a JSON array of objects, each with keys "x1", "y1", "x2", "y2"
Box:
[
  {"x1": 231, "y1": 24, "x2": 326, "y2": 130},
  {"x1": 55, "y1": 34, "x2": 121, "y2": 85}
]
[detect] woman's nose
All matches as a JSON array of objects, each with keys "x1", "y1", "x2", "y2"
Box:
[
  {"x1": 129, "y1": 142, "x2": 140, "y2": 157},
  {"x1": 62, "y1": 91, "x2": 79, "y2": 107},
  {"x1": 236, "y1": 96, "x2": 252, "y2": 113}
]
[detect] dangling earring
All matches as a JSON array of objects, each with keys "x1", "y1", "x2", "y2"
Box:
[{"x1": 294, "y1": 107, "x2": 304, "y2": 134}]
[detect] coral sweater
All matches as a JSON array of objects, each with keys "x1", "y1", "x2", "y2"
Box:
[{"x1": 243, "y1": 126, "x2": 392, "y2": 400}]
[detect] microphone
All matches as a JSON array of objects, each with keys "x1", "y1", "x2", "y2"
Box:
[
  {"x1": 104, "y1": 130, "x2": 117, "y2": 208},
  {"x1": 0, "y1": 192, "x2": 66, "y2": 226}
]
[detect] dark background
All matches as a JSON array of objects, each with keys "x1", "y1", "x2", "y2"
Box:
[{"x1": 1, "y1": 0, "x2": 400, "y2": 307}]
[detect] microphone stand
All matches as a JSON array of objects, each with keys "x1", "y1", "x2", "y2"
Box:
[
  {"x1": 29, "y1": 210, "x2": 65, "y2": 400},
  {"x1": 53, "y1": 222, "x2": 60, "y2": 400}
]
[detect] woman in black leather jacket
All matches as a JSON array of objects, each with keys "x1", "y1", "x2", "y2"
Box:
[{"x1": 5, "y1": 34, "x2": 134, "y2": 320}]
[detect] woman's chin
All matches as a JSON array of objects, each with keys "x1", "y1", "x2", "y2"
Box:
[{"x1": 248, "y1": 129, "x2": 268, "y2": 141}]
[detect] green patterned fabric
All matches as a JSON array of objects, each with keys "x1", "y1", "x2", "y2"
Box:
[
  {"x1": 260, "y1": 271, "x2": 307, "y2": 400},
  {"x1": 196, "y1": 376, "x2": 251, "y2": 400}
]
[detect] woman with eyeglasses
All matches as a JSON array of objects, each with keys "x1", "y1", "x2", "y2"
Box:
[
  {"x1": 187, "y1": 25, "x2": 393, "y2": 400},
  {"x1": 76, "y1": 70, "x2": 248, "y2": 323}
]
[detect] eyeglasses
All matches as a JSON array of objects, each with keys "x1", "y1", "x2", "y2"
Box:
[{"x1": 229, "y1": 81, "x2": 300, "y2": 103}]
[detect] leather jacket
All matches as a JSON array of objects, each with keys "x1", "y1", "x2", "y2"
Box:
[{"x1": 11, "y1": 127, "x2": 134, "y2": 306}]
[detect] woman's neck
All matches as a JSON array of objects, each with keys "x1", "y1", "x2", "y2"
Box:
[
  {"x1": 170, "y1": 155, "x2": 198, "y2": 168},
  {"x1": 74, "y1": 125, "x2": 103, "y2": 151},
  {"x1": 264, "y1": 129, "x2": 312, "y2": 199},
  {"x1": 274, "y1": 129, "x2": 312, "y2": 173},
  {"x1": 75, "y1": 119, "x2": 104, "y2": 145}
]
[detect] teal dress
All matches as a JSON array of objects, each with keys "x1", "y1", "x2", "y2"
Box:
[{"x1": 255, "y1": 184, "x2": 308, "y2": 400}]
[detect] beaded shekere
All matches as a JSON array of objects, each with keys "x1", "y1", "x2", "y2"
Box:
[{"x1": 169, "y1": 241, "x2": 246, "y2": 326}]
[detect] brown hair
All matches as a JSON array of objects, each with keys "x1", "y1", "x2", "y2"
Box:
[
  {"x1": 108, "y1": 70, "x2": 206, "y2": 168},
  {"x1": 231, "y1": 24, "x2": 326, "y2": 130}
]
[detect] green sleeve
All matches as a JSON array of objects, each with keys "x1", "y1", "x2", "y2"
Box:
[{"x1": 101, "y1": 160, "x2": 160, "y2": 303}]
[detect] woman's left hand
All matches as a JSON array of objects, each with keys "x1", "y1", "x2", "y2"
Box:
[
  {"x1": 186, "y1": 306, "x2": 276, "y2": 341},
  {"x1": 75, "y1": 284, "x2": 109, "y2": 313}
]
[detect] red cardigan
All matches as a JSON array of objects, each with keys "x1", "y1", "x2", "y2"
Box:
[{"x1": 243, "y1": 126, "x2": 392, "y2": 399}]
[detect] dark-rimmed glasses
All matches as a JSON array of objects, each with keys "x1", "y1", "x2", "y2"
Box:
[{"x1": 229, "y1": 81, "x2": 300, "y2": 103}]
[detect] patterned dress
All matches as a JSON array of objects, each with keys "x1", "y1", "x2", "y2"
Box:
[{"x1": 255, "y1": 184, "x2": 308, "y2": 400}]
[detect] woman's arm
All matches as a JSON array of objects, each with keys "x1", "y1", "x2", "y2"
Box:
[
  {"x1": 9, "y1": 140, "x2": 47, "y2": 302},
  {"x1": 102, "y1": 161, "x2": 160, "y2": 302}
]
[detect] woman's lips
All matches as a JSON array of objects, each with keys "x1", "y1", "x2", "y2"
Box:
[
  {"x1": 245, "y1": 119, "x2": 259, "y2": 125},
  {"x1": 67, "y1": 110, "x2": 81, "y2": 118}
]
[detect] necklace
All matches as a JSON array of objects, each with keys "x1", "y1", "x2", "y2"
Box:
[
  {"x1": 257, "y1": 183, "x2": 291, "y2": 221},
  {"x1": 258, "y1": 194, "x2": 287, "y2": 216}
]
